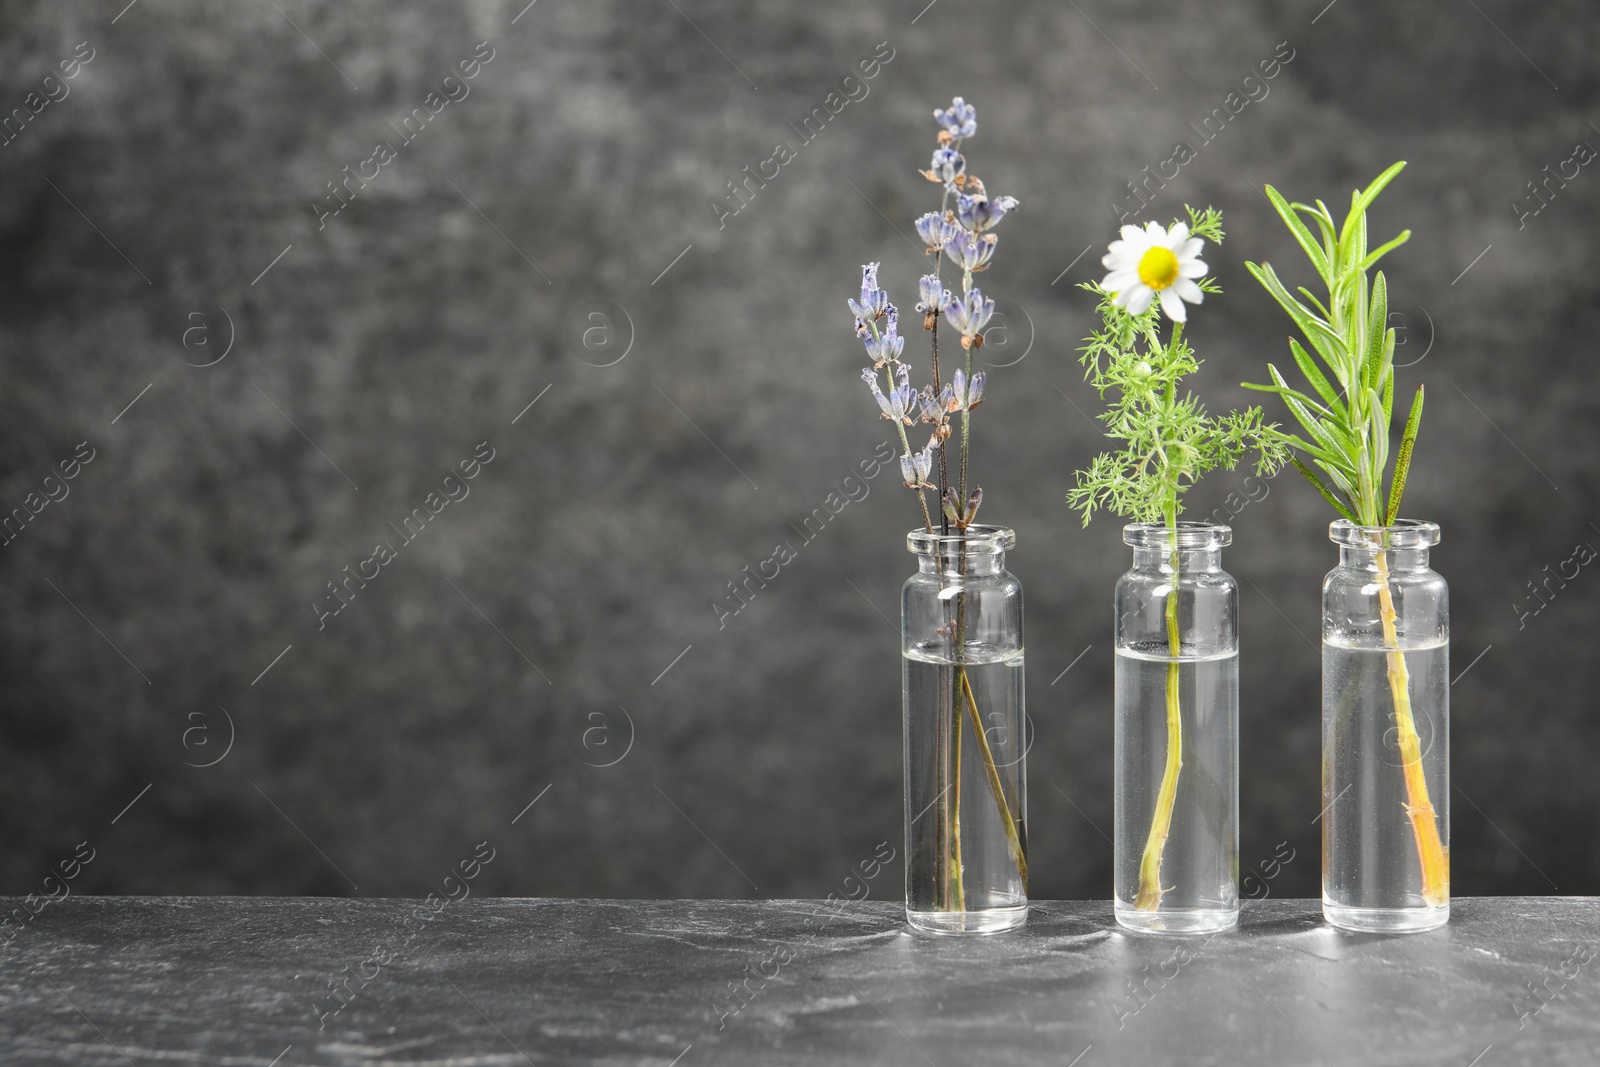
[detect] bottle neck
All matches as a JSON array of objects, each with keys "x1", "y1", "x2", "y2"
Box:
[
  {"x1": 1338, "y1": 545, "x2": 1430, "y2": 572},
  {"x1": 1131, "y1": 546, "x2": 1224, "y2": 574},
  {"x1": 917, "y1": 547, "x2": 1005, "y2": 577}
]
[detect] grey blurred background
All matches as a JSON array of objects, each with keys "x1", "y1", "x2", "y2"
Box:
[{"x1": 0, "y1": 0, "x2": 1595, "y2": 904}]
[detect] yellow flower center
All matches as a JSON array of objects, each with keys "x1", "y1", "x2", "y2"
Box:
[{"x1": 1137, "y1": 245, "x2": 1180, "y2": 291}]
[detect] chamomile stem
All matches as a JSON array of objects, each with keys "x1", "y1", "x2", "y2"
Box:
[
  {"x1": 1135, "y1": 521, "x2": 1184, "y2": 911},
  {"x1": 960, "y1": 667, "x2": 1029, "y2": 890},
  {"x1": 1374, "y1": 549, "x2": 1449, "y2": 906}
]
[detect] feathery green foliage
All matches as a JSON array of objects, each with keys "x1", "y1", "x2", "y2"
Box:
[
  {"x1": 1068, "y1": 207, "x2": 1286, "y2": 529},
  {"x1": 1243, "y1": 161, "x2": 1425, "y2": 527}
]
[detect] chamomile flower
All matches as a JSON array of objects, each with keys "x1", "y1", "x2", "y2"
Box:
[{"x1": 1100, "y1": 221, "x2": 1208, "y2": 323}]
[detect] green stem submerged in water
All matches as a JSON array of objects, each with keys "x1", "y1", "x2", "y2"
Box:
[
  {"x1": 1069, "y1": 206, "x2": 1283, "y2": 913},
  {"x1": 1134, "y1": 527, "x2": 1184, "y2": 911}
]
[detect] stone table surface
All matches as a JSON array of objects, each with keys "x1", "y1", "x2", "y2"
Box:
[{"x1": 0, "y1": 896, "x2": 1597, "y2": 1066}]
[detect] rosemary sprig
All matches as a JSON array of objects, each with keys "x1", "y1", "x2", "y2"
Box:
[
  {"x1": 1245, "y1": 162, "x2": 1448, "y2": 907},
  {"x1": 1242, "y1": 161, "x2": 1422, "y2": 527}
]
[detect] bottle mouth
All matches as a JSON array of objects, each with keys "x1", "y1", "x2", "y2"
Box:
[
  {"x1": 1122, "y1": 521, "x2": 1231, "y2": 549},
  {"x1": 1329, "y1": 518, "x2": 1440, "y2": 549},
  {"x1": 906, "y1": 524, "x2": 1015, "y2": 554}
]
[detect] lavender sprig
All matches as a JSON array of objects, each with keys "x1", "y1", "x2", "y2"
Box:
[{"x1": 851, "y1": 95, "x2": 1017, "y2": 530}]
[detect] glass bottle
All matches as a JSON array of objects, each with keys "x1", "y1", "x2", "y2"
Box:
[
  {"x1": 1114, "y1": 522, "x2": 1239, "y2": 934},
  {"x1": 1322, "y1": 519, "x2": 1449, "y2": 933},
  {"x1": 902, "y1": 525, "x2": 1027, "y2": 934}
]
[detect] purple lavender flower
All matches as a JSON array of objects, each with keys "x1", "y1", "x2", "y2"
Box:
[
  {"x1": 943, "y1": 288, "x2": 995, "y2": 343},
  {"x1": 924, "y1": 148, "x2": 965, "y2": 184},
  {"x1": 861, "y1": 304, "x2": 906, "y2": 367},
  {"x1": 847, "y1": 262, "x2": 889, "y2": 321},
  {"x1": 941, "y1": 368, "x2": 986, "y2": 412},
  {"x1": 916, "y1": 274, "x2": 946, "y2": 313},
  {"x1": 914, "y1": 212, "x2": 959, "y2": 252},
  {"x1": 956, "y1": 192, "x2": 1019, "y2": 233},
  {"x1": 863, "y1": 363, "x2": 917, "y2": 424},
  {"x1": 899, "y1": 440, "x2": 937, "y2": 489},
  {"x1": 934, "y1": 97, "x2": 977, "y2": 139},
  {"x1": 967, "y1": 369, "x2": 986, "y2": 407},
  {"x1": 946, "y1": 229, "x2": 998, "y2": 273}
]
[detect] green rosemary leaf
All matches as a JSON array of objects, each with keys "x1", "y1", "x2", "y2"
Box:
[
  {"x1": 1364, "y1": 270, "x2": 1390, "y2": 393},
  {"x1": 1304, "y1": 200, "x2": 1338, "y2": 253},
  {"x1": 1288, "y1": 338, "x2": 1346, "y2": 416},
  {"x1": 1382, "y1": 349, "x2": 1395, "y2": 424},
  {"x1": 1265, "y1": 184, "x2": 1330, "y2": 282},
  {"x1": 1343, "y1": 161, "x2": 1409, "y2": 243},
  {"x1": 1361, "y1": 229, "x2": 1412, "y2": 271},
  {"x1": 1338, "y1": 207, "x2": 1368, "y2": 286},
  {"x1": 1246, "y1": 263, "x2": 1349, "y2": 371},
  {"x1": 1290, "y1": 455, "x2": 1359, "y2": 523},
  {"x1": 1367, "y1": 385, "x2": 1389, "y2": 481},
  {"x1": 1260, "y1": 424, "x2": 1353, "y2": 474},
  {"x1": 1296, "y1": 286, "x2": 1335, "y2": 322},
  {"x1": 1268, "y1": 360, "x2": 1341, "y2": 421},
  {"x1": 1386, "y1": 384, "x2": 1425, "y2": 524}
]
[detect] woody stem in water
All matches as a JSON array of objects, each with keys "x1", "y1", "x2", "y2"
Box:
[{"x1": 1373, "y1": 548, "x2": 1449, "y2": 905}]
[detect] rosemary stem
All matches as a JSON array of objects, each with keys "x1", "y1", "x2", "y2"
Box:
[{"x1": 1373, "y1": 549, "x2": 1449, "y2": 906}]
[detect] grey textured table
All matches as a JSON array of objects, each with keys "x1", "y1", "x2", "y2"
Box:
[{"x1": 1, "y1": 897, "x2": 1596, "y2": 1066}]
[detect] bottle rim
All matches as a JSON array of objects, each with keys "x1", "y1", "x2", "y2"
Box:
[
  {"x1": 1122, "y1": 521, "x2": 1232, "y2": 549},
  {"x1": 906, "y1": 523, "x2": 1015, "y2": 554},
  {"x1": 1329, "y1": 518, "x2": 1440, "y2": 549}
]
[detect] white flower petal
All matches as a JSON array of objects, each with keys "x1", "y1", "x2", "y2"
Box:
[
  {"x1": 1144, "y1": 220, "x2": 1166, "y2": 240},
  {"x1": 1102, "y1": 269, "x2": 1139, "y2": 291},
  {"x1": 1173, "y1": 277, "x2": 1204, "y2": 303},
  {"x1": 1124, "y1": 285, "x2": 1155, "y2": 315},
  {"x1": 1178, "y1": 237, "x2": 1204, "y2": 260},
  {"x1": 1178, "y1": 258, "x2": 1208, "y2": 278},
  {"x1": 1120, "y1": 225, "x2": 1143, "y2": 243},
  {"x1": 1165, "y1": 222, "x2": 1190, "y2": 249},
  {"x1": 1158, "y1": 286, "x2": 1187, "y2": 322}
]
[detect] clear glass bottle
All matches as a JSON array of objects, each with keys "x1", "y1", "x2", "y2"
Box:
[
  {"x1": 1322, "y1": 519, "x2": 1449, "y2": 933},
  {"x1": 1114, "y1": 522, "x2": 1239, "y2": 934},
  {"x1": 902, "y1": 525, "x2": 1027, "y2": 935}
]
